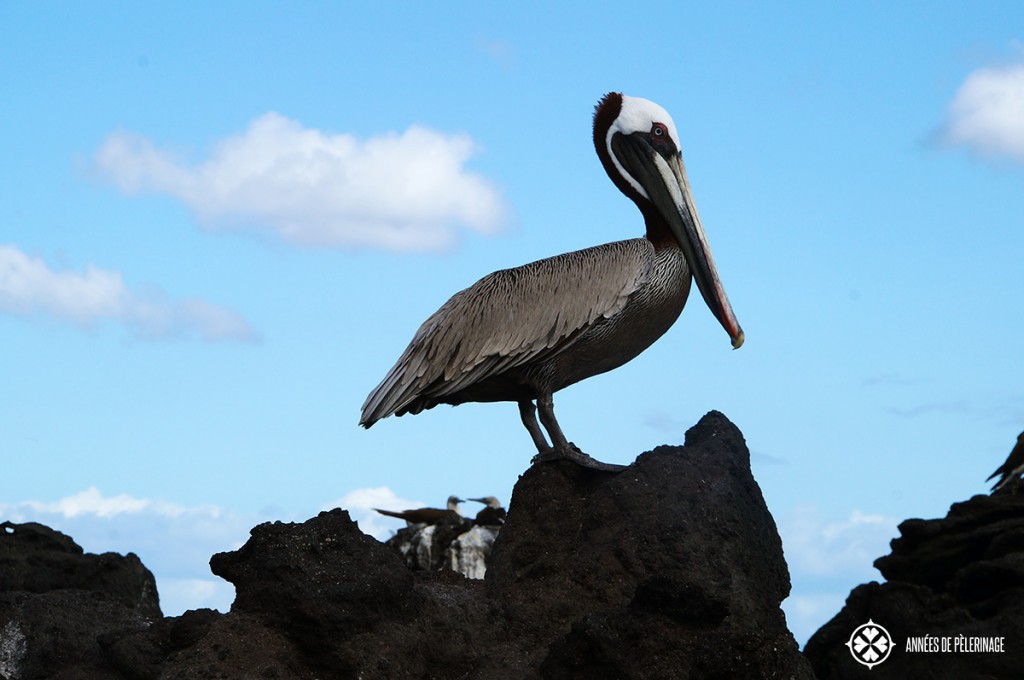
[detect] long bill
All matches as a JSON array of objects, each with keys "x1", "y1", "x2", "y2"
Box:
[{"x1": 637, "y1": 147, "x2": 744, "y2": 349}]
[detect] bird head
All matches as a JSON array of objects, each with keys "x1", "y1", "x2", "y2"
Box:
[{"x1": 594, "y1": 93, "x2": 743, "y2": 350}]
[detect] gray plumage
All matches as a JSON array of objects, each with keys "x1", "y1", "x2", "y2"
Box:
[
  {"x1": 359, "y1": 92, "x2": 743, "y2": 468},
  {"x1": 360, "y1": 237, "x2": 689, "y2": 426}
]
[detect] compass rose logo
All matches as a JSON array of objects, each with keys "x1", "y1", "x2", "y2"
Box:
[{"x1": 846, "y1": 619, "x2": 893, "y2": 669}]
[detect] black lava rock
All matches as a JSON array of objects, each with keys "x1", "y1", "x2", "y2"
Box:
[
  {"x1": 804, "y1": 489, "x2": 1024, "y2": 679},
  {"x1": 0, "y1": 521, "x2": 160, "y2": 680},
  {"x1": 492, "y1": 410, "x2": 810, "y2": 679},
  {"x1": 1, "y1": 412, "x2": 812, "y2": 679}
]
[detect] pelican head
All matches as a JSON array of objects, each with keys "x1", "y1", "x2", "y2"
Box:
[{"x1": 594, "y1": 93, "x2": 744, "y2": 349}]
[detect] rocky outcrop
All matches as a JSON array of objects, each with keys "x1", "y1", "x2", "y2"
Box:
[
  {"x1": 804, "y1": 489, "x2": 1024, "y2": 679},
  {"x1": 0, "y1": 521, "x2": 160, "y2": 680},
  {"x1": 0, "y1": 411, "x2": 811, "y2": 679},
  {"x1": 490, "y1": 413, "x2": 809, "y2": 679}
]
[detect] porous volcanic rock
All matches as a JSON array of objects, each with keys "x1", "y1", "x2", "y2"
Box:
[
  {"x1": 1, "y1": 411, "x2": 812, "y2": 679},
  {"x1": 0, "y1": 521, "x2": 160, "y2": 680},
  {"x1": 491, "y1": 411, "x2": 810, "y2": 679},
  {"x1": 804, "y1": 488, "x2": 1024, "y2": 679}
]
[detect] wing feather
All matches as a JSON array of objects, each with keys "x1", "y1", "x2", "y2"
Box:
[{"x1": 360, "y1": 238, "x2": 653, "y2": 425}]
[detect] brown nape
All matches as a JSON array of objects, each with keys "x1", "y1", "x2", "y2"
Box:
[
  {"x1": 642, "y1": 208, "x2": 683, "y2": 252},
  {"x1": 592, "y1": 92, "x2": 632, "y2": 200}
]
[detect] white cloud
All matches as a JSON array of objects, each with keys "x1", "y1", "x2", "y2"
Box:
[
  {"x1": 322, "y1": 486, "x2": 424, "y2": 540},
  {"x1": 93, "y1": 113, "x2": 508, "y2": 252},
  {"x1": 780, "y1": 506, "x2": 899, "y2": 577},
  {"x1": 20, "y1": 487, "x2": 150, "y2": 518},
  {"x1": 778, "y1": 507, "x2": 901, "y2": 646},
  {"x1": 0, "y1": 245, "x2": 126, "y2": 323},
  {"x1": 939, "y1": 63, "x2": 1024, "y2": 161},
  {"x1": 14, "y1": 486, "x2": 224, "y2": 520},
  {"x1": 0, "y1": 244, "x2": 257, "y2": 342}
]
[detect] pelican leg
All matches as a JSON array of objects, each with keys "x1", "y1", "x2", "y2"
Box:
[
  {"x1": 518, "y1": 399, "x2": 550, "y2": 453},
  {"x1": 531, "y1": 392, "x2": 625, "y2": 472},
  {"x1": 536, "y1": 392, "x2": 572, "y2": 451}
]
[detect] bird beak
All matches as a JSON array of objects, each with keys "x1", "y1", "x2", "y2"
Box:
[
  {"x1": 662, "y1": 152, "x2": 743, "y2": 349},
  {"x1": 616, "y1": 136, "x2": 744, "y2": 349}
]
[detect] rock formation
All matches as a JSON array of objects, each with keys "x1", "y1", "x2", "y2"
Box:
[
  {"x1": 804, "y1": 487, "x2": 1024, "y2": 679},
  {"x1": 0, "y1": 411, "x2": 812, "y2": 679},
  {"x1": 0, "y1": 521, "x2": 160, "y2": 679}
]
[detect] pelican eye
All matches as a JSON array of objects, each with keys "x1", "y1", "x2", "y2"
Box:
[{"x1": 646, "y1": 122, "x2": 675, "y2": 155}]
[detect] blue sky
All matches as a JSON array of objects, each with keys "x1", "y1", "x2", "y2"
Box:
[{"x1": 3, "y1": 3, "x2": 1023, "y2": 645}]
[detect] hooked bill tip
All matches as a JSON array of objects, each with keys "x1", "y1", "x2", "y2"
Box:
[{"x1": 731, "y1": 329, "x2": 745, "y2": 350}]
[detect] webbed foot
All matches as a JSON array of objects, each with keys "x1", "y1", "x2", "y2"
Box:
[{"x1": 531, "y1": 443, "x2": 626, "y2": 472}]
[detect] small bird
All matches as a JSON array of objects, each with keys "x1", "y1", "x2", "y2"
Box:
[
  {"x1": 468, "y1": 496, "x2": 506, "y2": 526},
  {"x1": 360, "y1": 93, "x2": 743, "y2": 470},
  {"x1": 373, "y1": 495, "x2": 465, "y2": 525},
  {"x1": 987, "y1": 431, "x2": 1024, "y2": 492}
]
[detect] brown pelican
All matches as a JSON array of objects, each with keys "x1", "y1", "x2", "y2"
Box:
[
  {"x1": 988, "y1": 431, "x2": 1024, "y2": 492},
  {"x1": 361, "y1": 93, "x2": 743, "y2": 469},
  {"x1": 373, "y1": 495, "x2": 465, "y2": 526},
  {"x1": 468, "y1": 496, "x2": 506, "y2": 526}
]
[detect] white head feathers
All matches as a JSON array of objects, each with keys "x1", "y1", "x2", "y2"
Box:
[
  {"x1": 611, "y1": 95, "x2": 681, "y2": 147},
  {"x1": 605, "y1": 95, "x2": 682, "y2": 200}
]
